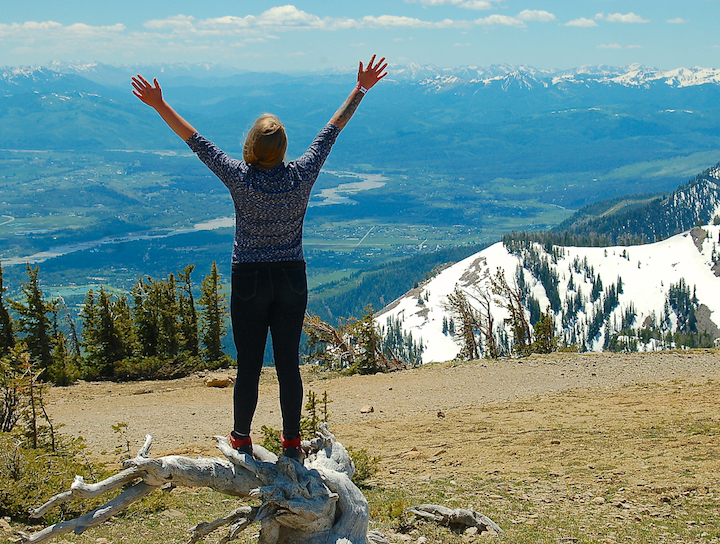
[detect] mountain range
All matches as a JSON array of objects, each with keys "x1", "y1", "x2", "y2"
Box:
[
  {"x1": 5, "y1": 61, "x2": 720, "y2": 89},
  {"x1": 376, "y1": 164, "x2": 720, "y2": 360}
]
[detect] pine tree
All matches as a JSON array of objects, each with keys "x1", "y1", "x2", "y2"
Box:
[
  {"x1": 158, "y1": 274, "x2": 180, "y2": 357},
  {"x1": 133, "y1": 278, "x2": 160, "y2": 357},
  {"x1": 446, "y1": 286, "x2": 481, "y2": 360},
  {"x1": 199, "y1": 262, "x2": 228, "y2": 362},
  {"x1": 177, "y1": 265, "x2": 199, "y2": 356},
  {"x1": 490, "y1": 269, "x2": 531, "y2": 356},
  {"x1": 11, "y1": 265, "x2": 54, "y2": 374},
  {"x1": 531, "y1": 307, "x2": 557, "y2": 354},
  {"x1": 48, "y1": 304, "x2": 79, "y2": 386},
  {"x1": 0, "y1": 262, "x2": 14, "y2": 358},
  {"x1": 81, "y1": 288, "x2": 133, "y2": 377},
  {"x1": 114, "y1": 295, "x2": 136, "y2": 357}
]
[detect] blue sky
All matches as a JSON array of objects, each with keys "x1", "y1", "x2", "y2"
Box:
[{"x1": 0, "y1": 1, "x2": 717, "y2": 71}]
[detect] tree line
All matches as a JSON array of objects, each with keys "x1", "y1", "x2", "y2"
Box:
[{"x1": 0, "y1": 262, "x2": 230, "y2": 385}]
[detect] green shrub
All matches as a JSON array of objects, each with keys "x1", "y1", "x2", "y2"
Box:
[
  {"x1": 110, "y1": 353, "x2": 231, "y2": 381},
  {"x1": 260, "y1": 390, "x2": 379, "y2": 486},
  {"x1": 0, "y1": 431, "x2": 111, "y2": 523},
  {"x1": 347, "y1": 446, "x2": 380, "y2": 487},
  {"x1": 260, "y1": 425, "x2": 281, "y2": 455}
]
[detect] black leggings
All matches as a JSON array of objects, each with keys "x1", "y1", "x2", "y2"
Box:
[{"x1": 231, "y1": 261, "x2": 306, "y2": 438}]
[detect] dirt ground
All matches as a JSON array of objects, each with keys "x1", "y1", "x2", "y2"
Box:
[
  {"x1": 37, "y1": 350, "x2": 720, "y2": 543},
  {"x1": 44, "y1": 350, "x2": 720, "y2": 480}
]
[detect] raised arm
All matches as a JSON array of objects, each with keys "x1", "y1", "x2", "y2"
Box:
[
  {"x1": 131, "y1": 75, "x2": 197, "y2": 141},
  {"x1": 329, "y1": 55, "x2": 388, "y2": 131}
]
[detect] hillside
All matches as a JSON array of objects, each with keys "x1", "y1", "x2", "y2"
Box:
[
  {"x1": 552, "y1": 163, "x2": 720, "y2": 245},
  {"x1": 376, "y1": 167, "x2": 720, "y2": 361}
]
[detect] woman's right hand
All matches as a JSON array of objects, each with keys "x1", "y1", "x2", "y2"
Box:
[{"x1": 357, "y1": 55, "x2": 388, "y2": 91}]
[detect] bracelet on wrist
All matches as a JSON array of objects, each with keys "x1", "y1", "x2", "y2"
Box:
[{"x1": 356, "y1": 84, "x2": 368, "y2": 94}]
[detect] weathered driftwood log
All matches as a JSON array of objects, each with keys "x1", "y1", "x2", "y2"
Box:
[
  {"x1": 407, "y1": 504, "x2": 503, "y2": 535},
  {"x1": 22, "y1": 425, "x2": 501, "y2": 544},
  {"x1": 22, "y1": 424, "x2": 381, "y2": 544}
]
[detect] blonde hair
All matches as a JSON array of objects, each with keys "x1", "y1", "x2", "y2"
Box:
[{"x1": 243, "y1": 114, "x2": 287, "y2": 170}]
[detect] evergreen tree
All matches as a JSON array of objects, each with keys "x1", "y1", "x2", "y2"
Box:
[
  {"x1": 114, "y1": 295, "x2": 136, "y2": 357},
  {"x1": 48, "y1": 305, "x2": 79, "y2": 386},
  {"x1": 0, "y1": 262, "x2": 14, "y2": 358},
  {"x1": 11, "y1": 265, "x2": 54, "y2": 374},
  {"x1": 81, "y1": 288, "x2": 133, "y2": 377},
  {"x1": 349, "y1": 307, "x2": 383, "y2": 375},
  {"x1": 446, "y1": 286, "x2": 481, "y2": 360},
  {"x1": 531, "y1": 307, "x2": 557, "y2": 354},
  {"x1": 158, "y1": 274, "x2": 180, "y2": 357},
  {"x1": 199, "y1": 262, "x2": 228, "y2": 362},
  {"x1": 133, "y1": 278, "x2": 160, "y2": 357},
  {"x1": 177, "y1": 265, "x2": 199, "y2": 356}
]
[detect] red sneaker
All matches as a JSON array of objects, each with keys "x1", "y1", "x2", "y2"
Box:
[
  {"x1": 230, "y1": 432, "x2": 253, "y2": 456},
  {"x1": 281, "y1": 434, "x2": 304, "y2": 462}
]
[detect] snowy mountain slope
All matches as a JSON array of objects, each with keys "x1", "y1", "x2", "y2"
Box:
[{"x1": 376, "y1": 209, "x2": 720, "y2": 362}]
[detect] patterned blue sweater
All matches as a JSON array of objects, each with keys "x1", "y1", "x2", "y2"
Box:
[{"x1": 186, "y1": 123, "x2": 340, "y2": 264}]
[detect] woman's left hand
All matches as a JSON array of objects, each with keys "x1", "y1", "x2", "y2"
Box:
[{"x1": 357, "y1": 55, "x2": 388, "y2": 91}]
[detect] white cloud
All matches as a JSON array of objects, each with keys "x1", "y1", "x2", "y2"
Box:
[
  {"x1": 144, "y1": 15, "x2": 198, "y2": 30},
  {"x1": 564, "y1": 18, "x2": 598, "y2": 28},
  {"x1": 254, "y1": 5, "x2": 325, "y2": 27},
  {"x1": 143, "y1": 5, "x2": 556, "y2": 33},
  {"x1": 627, "y1": 45, "x2": 643, "y2": 49},
  {"x1": 667, "y1": 18, "x2": 688, "y2": 24},
  {"x1": 405, "y1": 0, "x2": 502, "y2": 10},
  {"x1": 143, "y1": 7, "x2": 469, "y2": 33},
  {"x1": 0, "y1": 5, "x2": 561, "y2": 66},
  {"x1": 598, "y1": 43, "x2": 622, "y2": 49},
  {"x1": 0, "y1": 20, "x2": 125, "y2": 38},
  {"x1": 516, "y1": 10, "x2": 556, "y2": 23},
  {"x1": 474, "y1": 14, "x2": 525, "y2": 27},
  {"x1": 360, "y1": 15, "x2": 463, "y2": 29},
  {"x1": 595, "y1": 12, "x2": 650, "y2": 24}
]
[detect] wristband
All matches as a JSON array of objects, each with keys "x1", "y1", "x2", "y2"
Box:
[{"x1": 356, "y1": 84, "x2": 368, "y2": 94}]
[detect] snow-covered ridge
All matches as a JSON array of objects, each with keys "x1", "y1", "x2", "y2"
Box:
[
  {"x1": 2, "y1": 62, "x2": 719, "y2": 90},
  {"x1": 415, "y1": 64, "x2": 720, "y2": 92},
  {"x1": 376, "y1": 171, "x2": 720, "y2": 362},
  {"x1": 376, "y1": 216, "x2": 720, "y2": 363}
]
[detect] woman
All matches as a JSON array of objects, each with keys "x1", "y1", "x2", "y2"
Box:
[{"x1": 132, "y1": 55, "x2": 388, "y2": 460}]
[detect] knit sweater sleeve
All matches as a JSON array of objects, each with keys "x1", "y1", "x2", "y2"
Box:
[
  {"x1": 291, "y1": 123, "x2": 341, "y2": 180},
  {"x1": 185, "y1": 133, "x2": 246, "y2": 188}
]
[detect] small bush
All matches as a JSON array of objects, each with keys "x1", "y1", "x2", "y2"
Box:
[
  {"x1": 111, "y1": 353, "x2": 231, "y2": 381},
  {"x1": 260, "y1": 390, "x2": 380, "y2": 487},
  {"x1": 346, "y1": 446, "x2": 380, "y2": 487},
  {"x1": 0, "y1": 431, "x2": 111, "y2": 523},
  {"x1": 260, "y1": 425, "x2": 281, "y2": 455}
]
